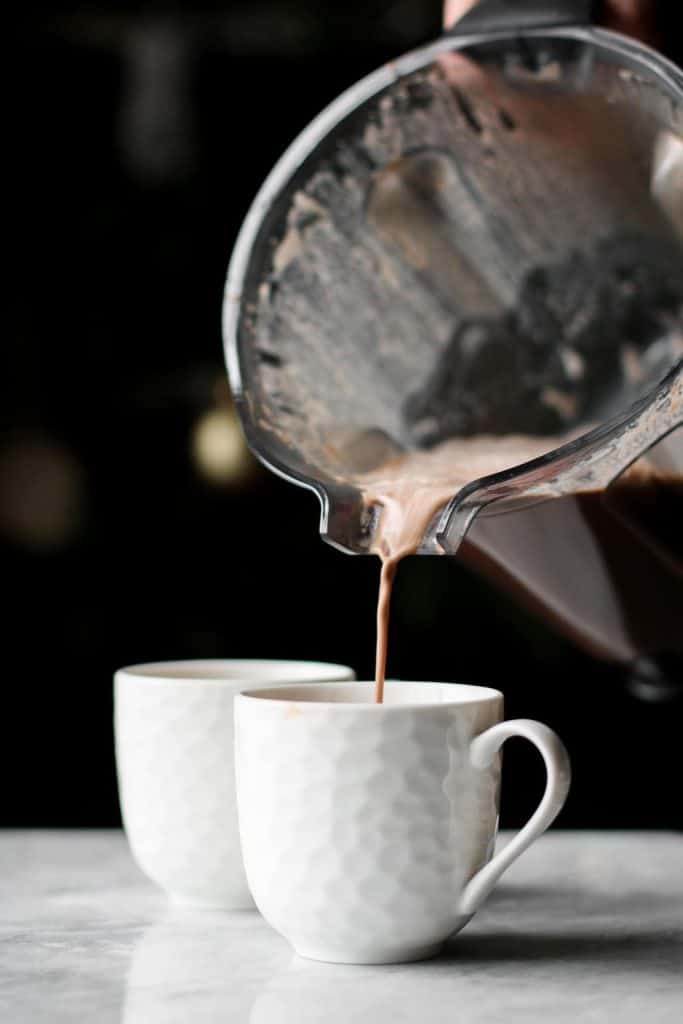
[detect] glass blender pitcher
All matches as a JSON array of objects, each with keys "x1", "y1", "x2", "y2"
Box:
[{"x1": 223, "y1": 0, "x2": 683, "y2": 696}]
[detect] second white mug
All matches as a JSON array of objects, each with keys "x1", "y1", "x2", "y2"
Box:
[{"x1": 115, "y1": 659, "x2": 355, "y2": 909}]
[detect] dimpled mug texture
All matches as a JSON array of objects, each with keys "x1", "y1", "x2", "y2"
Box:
[
  {"x1": 235, "y1": 682, "x2": 502, "y2": 962},
  {"x1": 114, "y1": 660, "x2": 354, "y2": 909}
]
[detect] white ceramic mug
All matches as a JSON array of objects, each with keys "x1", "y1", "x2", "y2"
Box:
[
  {"x1": 115, "y1": 660, "x2": 355, "y2": 909},
  {"x1": 235, "y1": 681, "x2": 571, "y2": 963}
]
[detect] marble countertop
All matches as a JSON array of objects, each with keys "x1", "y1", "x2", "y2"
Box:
[{"x1": 1, "y1": 831, "x2": 681, "y2": 1023}]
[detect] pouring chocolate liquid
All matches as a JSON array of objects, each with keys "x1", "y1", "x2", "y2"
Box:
[{"x1": 224, "y1": 3, "x2": 683, "y2": 702}]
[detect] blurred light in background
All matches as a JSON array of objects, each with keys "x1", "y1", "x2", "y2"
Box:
[
  {"x1": 0, "y1": 433, "x2": 86, "y2": 550},
  {"x1": 120, "y1": 23, "x2": 196, "y2": 183},
  {"x1": 191, "y1": 401, "x2": 254, "y2": 486}
]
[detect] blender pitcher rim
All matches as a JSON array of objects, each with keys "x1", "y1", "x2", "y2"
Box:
[{"x1": 435, "y1": 359, "x2": 682, "y2": 541}]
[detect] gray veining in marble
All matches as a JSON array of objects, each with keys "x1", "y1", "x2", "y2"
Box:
[{"x1": 1, "y1": 831, "x2": 682, "y2": 1022}]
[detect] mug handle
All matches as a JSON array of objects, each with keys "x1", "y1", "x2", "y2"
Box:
[{"x1": 459, "y1": 719, "x2": 571, "y2": 916}]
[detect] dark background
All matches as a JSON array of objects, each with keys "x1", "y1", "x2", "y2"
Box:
[{"x1": 6, "y1": 2, "x2": 681, "y2": 830}]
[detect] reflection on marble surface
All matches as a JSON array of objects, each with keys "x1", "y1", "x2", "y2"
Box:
[
  {"x1": 1, "y1": 831, "x2": 682, "y2": 1023},
  {"x1": 122, "y1": 907, "x2": 288, "y2": 1024},
  {"x1": 249, "y1": 902, "x2": 683, "y2": 1024}
]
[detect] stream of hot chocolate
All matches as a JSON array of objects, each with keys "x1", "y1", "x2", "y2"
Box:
[{"x1": 363, "y1": 435, "x2": 572, "y2": 703}]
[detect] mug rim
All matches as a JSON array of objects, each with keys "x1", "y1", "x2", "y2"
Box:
[
  {"x1": 115, "y1": 659, "x2": 355, "y2": 686},
  {"x1": 237, "y1": 680, "x2": 503, "y2": 709}
]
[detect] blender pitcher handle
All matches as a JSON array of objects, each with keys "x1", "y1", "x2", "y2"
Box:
[
  {"x1": 446, "y1": 0, "x2": 595, "y2": 35},
  {"x1": 458, "y1": 719, "x2": 571, "y2": 916}
]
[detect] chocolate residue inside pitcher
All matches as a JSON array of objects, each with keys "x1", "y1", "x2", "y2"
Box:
[{"x1": 404, "y1": 234, "x2": 683, "y2": 447}]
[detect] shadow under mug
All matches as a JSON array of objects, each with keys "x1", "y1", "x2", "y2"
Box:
[
  {"x1": 114, "y1": 660, "x2": 355, "y2": 909},
  {"x1": 235, "y1": 681, "x2": 571, "y2": 963}
]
